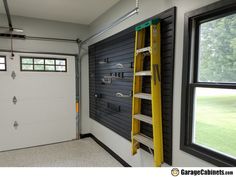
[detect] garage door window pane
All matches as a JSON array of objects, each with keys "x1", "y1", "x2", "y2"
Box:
[
  {"x1": 0, "y1": 57, "x2": 5, "y2": 63},
  {"x1": 34, "y1": 59, "x2": 44, "y2": 64},
  {"x1": 0, "y1": 64, "x2": 5, "y2": 70},
  {"x1": 22, "y1": 58, "x2": 33, "y2": 64},
  {"x1": 45, "y1": 65, "x2": 55, "y2": 71},
  {"x1": 34, "y1": 65, "x2": 44, "y2": 70},
  {"x1": 45, "y1": 59, "x2": 54, "y2": 65},
  {"x1": 22, "y1": 65, "x2": 33, "y2": 70},
  {"x1": 198, "y1": 13, "x2": 236, "y2": 83},
  {"x1": 56, "y1": 66, "x2": 66, "y2": 71},
  {"x1": 193, "y1": 87, "x2": 236, "y2": 158},
  {"x1": 0, "y1": 57, "x2": 6, "y2": 71},
  {"x1": 56, "y1": 60, "x2": 65, "y2": 65}
]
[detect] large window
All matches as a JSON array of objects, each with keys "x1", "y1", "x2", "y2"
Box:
[
  {"x1": 181, "y1": 0, "x2": 236, "y2": 167},
  {"x1": 0, "y1": 56, "x2": 6, "y2": 71},
  {"x1": 20, "y1": 57, "x2": 67, "y2": 72}
]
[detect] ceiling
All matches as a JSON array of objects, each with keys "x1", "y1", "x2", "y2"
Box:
[{"x1": 0, "y1": 0, "x2": 120, "y2": 25}]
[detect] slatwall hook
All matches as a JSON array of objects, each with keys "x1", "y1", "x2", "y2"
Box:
[
  {"x1": 101, "y1": 77, "x2": 112, "y2": 84},
  {"x1": 115, "y1": 63, "x2": 124, "y2": 69},
  {"x1": 115, "y1": 91, "x2": 132, "y2": 98}
]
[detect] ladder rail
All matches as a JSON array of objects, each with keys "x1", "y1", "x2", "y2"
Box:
[
  {"x1": 150, "y1": 23, "x2": 163, "y2": 166},
  {"x1": 131, "y1": 29, "x2": 145, "y2": 155}
]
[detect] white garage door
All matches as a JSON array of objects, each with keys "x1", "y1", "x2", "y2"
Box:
[{"x1": 0, "y1": 52, "x2": 76, "y2": 151}]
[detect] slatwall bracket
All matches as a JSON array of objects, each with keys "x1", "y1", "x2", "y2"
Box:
[
  {"x1": 99, "y1": 58, "x2": 109, "y2": 64},
  {"x1": 110, "y1": 72, "x2": 124, "y2": 79},
  {"x1": 107, "y1": 102, "x2": 121, "y2": 112},
  {"x1": 131, "y1": 62, "x2": 134, "y2": 68}
]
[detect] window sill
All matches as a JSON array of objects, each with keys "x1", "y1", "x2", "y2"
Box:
[{"x1": 180, "y1": 143, "x2": 236, "y2": 167}]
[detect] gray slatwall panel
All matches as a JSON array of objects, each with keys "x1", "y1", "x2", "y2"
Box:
[{"x1": 89, "y1": 7, "x2": 176, "y2": 165}]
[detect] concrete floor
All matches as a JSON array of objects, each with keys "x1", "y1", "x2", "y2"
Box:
[{"x1": 0, "y1": 138, "x2": 122, "y2": 167}]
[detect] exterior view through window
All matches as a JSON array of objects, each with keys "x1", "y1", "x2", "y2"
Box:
[
  {"x1": 21, "y1": 57, "x2": 67, "y2": 72},
  {"x1": 193, "y1": 13, "x2": 236, "y2": 158},
  {"x1": 0, "y1": 56, "x2": 6, "y2": 71}
]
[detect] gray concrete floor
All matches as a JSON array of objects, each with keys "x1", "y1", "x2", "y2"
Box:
[{"x1": 0, "y1": 138, "x2": 122, "y2": 167}]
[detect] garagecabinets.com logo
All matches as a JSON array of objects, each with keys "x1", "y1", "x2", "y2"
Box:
[
  {"x1": 171, "y1": 168, "x2": 180, "y2": 176},
  {"x1": 171, "y1": 168, "x2": 234, "y2": 176}
]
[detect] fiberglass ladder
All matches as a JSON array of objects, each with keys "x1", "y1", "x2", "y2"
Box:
[{"x1": 131, "y1": 19, "x2": 163, "y2": 167}]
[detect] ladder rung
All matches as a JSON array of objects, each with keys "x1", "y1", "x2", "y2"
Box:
[
  {"x1": 133, "y1": 114, "x2": 152, "y2": 124},
  {"x1": 135, "y1": 71, "x2": 151, "y2": 76},
  {"x1": 134, "y1": 93, "x2": 152, "y2": 100},
  {"x1": 133, "y1": 133, "x2": 153, "y2": 149},
  {"x1": 136, "y1": 47, "x2": 151, "y2": 54}
]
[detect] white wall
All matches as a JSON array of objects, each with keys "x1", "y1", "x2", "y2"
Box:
[
  {"x1": 83, "y1": 0, "x2": 220, "y2": 167},
  {"x1": 0, "y1": 14, "x2": 88, "y2": 54}
]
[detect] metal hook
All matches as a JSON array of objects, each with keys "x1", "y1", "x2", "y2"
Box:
[{"x1": 115, "y1": 63, "x2": 124, "y2": 69}]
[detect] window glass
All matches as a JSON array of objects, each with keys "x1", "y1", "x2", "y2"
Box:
[
  {"x1": 34, "y1": 65, "x2": 44, "y2": 70},
  {"x1": 45, "y1": 65, "x2": 55, "y2": 71},
  {"x1": 198, "y1": 13, "x2": 236, "y2": 83},
  {"x1": 193, "y1": 87, "x2": 236, "y2": 158},
  {"x1": 22, "y1": 58, "x2": 33, "y2": 64},
  {"x1": 45, "y1": 59, "x2": 54, "y2": 65},
  {"x1": 0, "y1": 57, "x2": 5, "y2": 63},
  {"x1": 22, "y1": 65, "x2": 33, "y2": 70},
  {"x1": 34, "y1": 59, "x2": 44, "y2": 64},
  {"x1": 56, "y1": 60, "x2": 66, "y2": 65},
  {"x1": 56, "y1": 66, "x2": 66, "y2": 71},
  {"x1": 0, "y1": 64, "x2": 5, "y2": 70}
]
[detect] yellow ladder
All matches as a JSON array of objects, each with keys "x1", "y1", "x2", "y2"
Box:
[{"x1": 131, "y1": 19, "x2": 163, "y2": 167}]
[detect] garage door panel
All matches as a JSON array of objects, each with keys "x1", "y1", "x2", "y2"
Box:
[
  {"x1": 0, "y1": 102, "x2": 17, "y2": 124},
  {"x1": 0, "y1": 77, "x2": 16, "y2": 100},
  {"x1": 13, "y1": 100, "x2": 75, "y2": 122},
  {"x1": 0, "y1": 52, "x2": 76, "y2": 151},
  {"x1": 0, "y1": 127, "x2": 18, "y2": 151},
  {"x1": 13, "y1": 77, "x2": 74, "y2": 98},
  {"x1": 0, "y1": 120, "x2": 76, "y2": 151}
]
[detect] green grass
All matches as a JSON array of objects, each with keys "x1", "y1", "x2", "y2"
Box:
[{"x1": 194, "y1": 95, "x2": 236, "y2": 157}]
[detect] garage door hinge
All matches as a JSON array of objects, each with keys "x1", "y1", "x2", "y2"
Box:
[
  {"x1": 11, "y1": 71, "x2": 16, "y2": 79},
  {"x1": 13, "y1": 121, "x2": 19, "y2": 129},
  {"x1": 13, "y1": 96, "x2": 17, "y2": 104}
]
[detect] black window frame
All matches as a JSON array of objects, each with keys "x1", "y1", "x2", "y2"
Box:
[
  {"x1": 0, "y1": 56, "x2": 7, "y2": 71},
  {"x1": 20, "y1": 56, "x2": 67, "y2": 72},
  {"x1": 181, "y1": 0, "x2": 236, "y2": 167}
]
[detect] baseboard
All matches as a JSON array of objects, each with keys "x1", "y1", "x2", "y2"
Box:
[
  {"x1": 80, "y1": 133, "x2": 131, "y2": 167},
  {"x1": 80, "y1": 133, "x2": 93, "y2": 139}
]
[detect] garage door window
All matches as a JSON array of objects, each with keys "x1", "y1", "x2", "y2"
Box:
[
  {"x1": 0, "y1": 56, "x2": 6, "y2": 71},
  {"x1": 21, "y1": 57, "x2": 67, "y2": 72}
]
